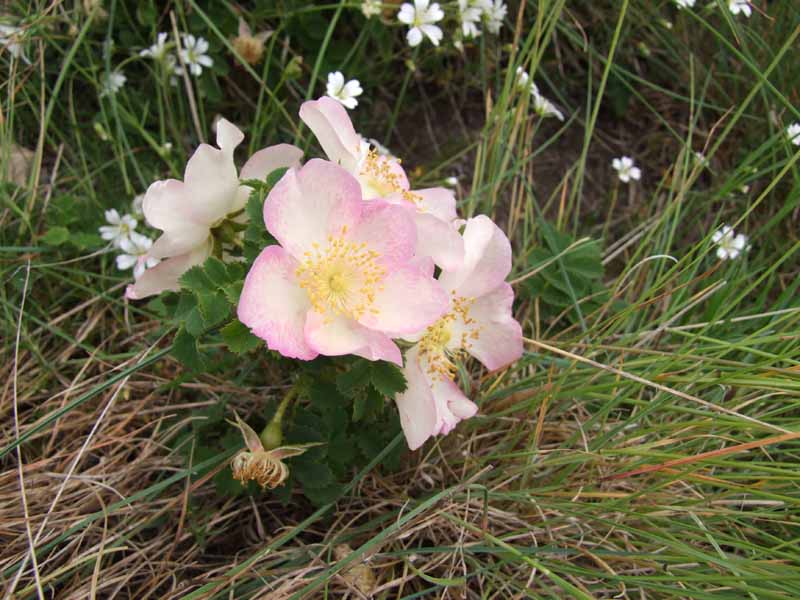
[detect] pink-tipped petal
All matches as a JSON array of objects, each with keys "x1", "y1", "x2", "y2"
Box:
[
  {"x1": 125, "y1": 244, "x2": 211, "y2": 300},
  {"x1": 149, "y1": 228, "x2": 210, "y2": 260},
  {"x1": 347, "y1": 201, "x2": 417, "y2": 268},
  {"x1": 413, "y1": 212, "x2": 465, "y2": 271},
  {"x1": 304, "y1": 312, "x2": 402, "y2": 365},
  {"x1": 299, "y1": 97, "x2": 361, "y2": 172},
  {"x1": 409, "y1": 255, "x2": 436, "y2": 278},
  {"x1": 438, "y1": 215, "x2": 512, "y2": 298},
  {"x1": 430, "y1": 374, "x2": 478, "y2": 435},
  {"x1": 237, "y1": 245, "x2": 318, "y2": 360},
  {"x1": 215, "y1": 118, "x2": 245, "y2": 154},
  {"x1": 264, "y1": 159, "x2": 362, "y2": 259},
  {"x1": 240, "y1": 143, "x2": 304, "y2": 181},
  {"x1": 394, "y1": 346, "x2": 438, "y2": 450},
  {"x1": 465, "y1": 283, "x2": 523, "y2": 371},
  {"x1": 183, "y1": 143, "x2": 240, "y2": 225},
  {"x1": 143, "y1": 179, "x2": 195, "y2": 230},
  {"x1": 414, "y1": 187, "x2": 458, "y2": 222},
  {"x1": 359, "y1": 265, "x2": 448, "y2": 334},
  {"x1": 233, "y1": 143, "x2": 304, "y2": 212}
]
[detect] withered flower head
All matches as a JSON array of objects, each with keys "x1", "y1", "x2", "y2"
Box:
[
  {"x1": 229, "y1": 412, "x2": 318, "y2": 489},
  {"x1": 232, "y1": 18, "x2": 272, "y2": 66}
]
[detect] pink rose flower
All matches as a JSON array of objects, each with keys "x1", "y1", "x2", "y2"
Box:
[
  {"x1": 126, "y1": 119, "x2": 302, "y2": 299},
  {"x1": 237, "y1": 159, "x2": 450, "y2": 365},
  {"x1": 395, "y1": 215, "x2": 523, "y2": 449},
  {"x1": 299, "y1": 97, "x2": 464, "y2": 271}
]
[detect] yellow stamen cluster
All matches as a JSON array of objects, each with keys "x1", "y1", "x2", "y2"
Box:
[
  {"x1": 231, "y1": 450, "x2": 289, "y2": 489},
  {"x1": 359, "y1": 149, "x2": 412, "y2": 199},
  {"x1": 295, "y1": 226, "x2": 385, "y2": 322},
  {"x1": 418, "y1": 294, "x2": 479, "y2": 380}
]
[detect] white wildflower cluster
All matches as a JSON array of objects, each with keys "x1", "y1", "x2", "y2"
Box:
[
  {"x1": 98, "y1": 32, "x2": 213, "y2": 98},
  {"x1": 0, "y1": 21, "x2": 29, "y2": 63},
  {"x1": 712, "y1": 225, "x2": 749, "y2": 261},
  {"x1": 99, "y1": 197, "x2": 159, "y2": 280},
  {"x1": 786, "y1": 122, "x2": 800, "y2": 147},
  {"x1": 727, "y1": 0, "x2": 752, "y2": 17},
  {"x1": 325, "y1": 71, "x2": 363, "y2": 110},
  {"x1": 674, "y1": 0, "x2": 752, "y2": 16},
  {"x1": 612, "y1": 156, "x2": 642, "y2": 183},
  {"x1": 391, "y1": 0, "x2": 508, "y2": 48},
  {"x1": 139, "y1": 31, "x2": 213, "y2": 78},
  {"x1": 516, "y1": 67, "x2": 565, "y2": 121}
]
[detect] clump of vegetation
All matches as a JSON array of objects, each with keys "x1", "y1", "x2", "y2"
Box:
[{"x1": 2, "y1": 1, "x2": 799, "y2": 598}]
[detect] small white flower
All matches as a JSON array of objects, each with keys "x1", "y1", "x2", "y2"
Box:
[
  {"x1": 445, "y1": 176, "x2": 459, "y2": 187},
  {"x1": 786, "y1": 123, "x2": 800, "y2": 146},
  {"x1": 532, "y1": 91, "x2": 565, "y2": 121},
  {"x1": 674, "y1": 0, "x2": 695, "y2": 8},
  {"x1": 483, "y1": 0, "x2": 507, "y2": 34},
  {"x1": 131, "y1": 194, "x2": 145, "y2": 217},
  {"x1": 740, "y1": 184, "x2": 750, "y2": 194},
  {"x1": 325, "y1": 71, "x2": 363, "y2": 110},
  {"x1": 178, "y1": 34, "x2": 213, "y2": 77},
  {"x1": 398, "y1": 0, "x2": 444, "y2": 47},
  {"x1": 693, "y1": 151, "x2": 708, "y2": 168},
  {"x1": 100, "y1": 70, "x2": 126, "y2": 97},
  {"x1": 516, "y1": 67, "x2": 530, "y2": 91},
  {"x1": 0, "y1": 23, "x2": 29, "y2": 64},
  {"x1": 712, "y1": 225, "x2": 749, "y2": 260},
  {"x1": 728, "y1": 0, "x2": 752, "y2": 17},
  {"x1": 612, "y1": 156, "x2": 642, "y2": 183},
  {"x1": 361, "y1": 0, "x2": 382, "y2": 18},
  {"x1": 99, "y1": 209, "x2": 137, "y2": 247},
  {"x1": 458, "y1": 0, "x2": 483, "y2": 38},
  {"x1": 140, "y1": 32, "x2": 169, "y2": 61},
  {"x1": 116, "y1": 232, "x2": 159, "y2": 279}
]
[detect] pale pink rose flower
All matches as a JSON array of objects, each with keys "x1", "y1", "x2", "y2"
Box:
[
  {"x1": 126, "y1": 119, "x2": 302, "y2": 299},
  {"x1": 395, "y1": 215, "x2": 523, "y2": 450},
  {"x1": 237, "y1": 159, "x2": 449, "y2": 365},
  {"x1": 299, "y1": 97, "x2": 464, "y2": 271}
]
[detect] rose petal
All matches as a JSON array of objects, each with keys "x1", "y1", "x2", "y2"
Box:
[
  {"x1": 125, "y1": 244, "x2": 211, "y2": 300},
  {"x1": 346, "y1": 201, "x2": 416, "y2": 268},
  {"x1": 263, "y1": 159, "x2": 362, "y2": 259},
  {"x1": 304, "y1": 312, "x2": 401, "y2": 365},
  {"x1": 413, "y1": 187, "x2": 458, "y2": 223},
  {"x1": 215, "y1": 118, "x2": 245, "y2": 155},
  {"x1": 394, "y1": 345, "x2": 438, "y2": 450},
  {"x1": 359, "y1": 264, "x2": 448, "y2": 335},
  {"x1": 429, "y1": 371, "x2": 478, "y2": 435},
  {"x1": 299, "y1": 97, "x2": 362, "y2": 172},
  {"x1": 438, "y1": 215, "x2": 512, "y2": 298},
  {"x1": 465, "y1": 283, "x2": 522, "y2": 371},
  {"x1": 413, "y1": 212, "x2": 465, "y2": 271},
  {"x1": 237, "y1": 245, "x2": 318, "y2": 360},
  {"x1": 182, "y1": 141, "x2": 240, "y2": 225},
  {"x1": 149, "y1": 228, "x2": 211, "y2": 260},
  {"x1": 233, "y1": 143, "x2": 304, "y2": 213}
]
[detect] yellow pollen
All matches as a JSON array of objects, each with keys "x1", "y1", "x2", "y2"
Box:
[
  {"x1": 295, "y1": 226, "x2": 385, "y2": 322},
  {"x1": 359, "y1": 149, "x2": 419, "y2": 203},
  {"x1": 418, "y1": 294, "x2": 479, "y2": 380}
]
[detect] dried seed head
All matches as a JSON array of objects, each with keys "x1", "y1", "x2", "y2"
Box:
[
  {"x1": 232, "y1": 18, "x2": 271, "y2": 65},
  {"x1": 231, "y1": 450, "x2": 290, "y2": 489}
]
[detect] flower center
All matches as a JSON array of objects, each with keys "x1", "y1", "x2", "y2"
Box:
[
  {"x1": 418, "y1": 294, "x2": 478, "y2": 379},
  {"x1": 296, "y1": 226, "x2": 385, "y2": 322},
  {"x1": 358, "y1": 148, "x2": 422, "y2": 208}
]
